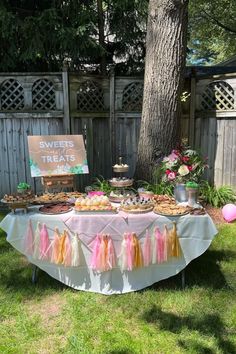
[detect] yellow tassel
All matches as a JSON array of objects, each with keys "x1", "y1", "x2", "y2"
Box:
[
  {"x1": 132, "y1": 233, "x2": 143, "y2": 268},
  {"x1": 169, "y1": 222, "x2": 182, "y2": 258},
  {"x1": 57, "y1": 230, "x2": 66, "y2": 264}
]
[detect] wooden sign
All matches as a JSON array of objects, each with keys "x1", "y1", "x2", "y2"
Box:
[{"x1": 27, "y1": 135, "x2": 89, "y2": 177}]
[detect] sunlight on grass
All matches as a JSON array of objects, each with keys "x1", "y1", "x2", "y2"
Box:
[{"x1": 0, "y1": 212, "x2": 236, "y2": 353}]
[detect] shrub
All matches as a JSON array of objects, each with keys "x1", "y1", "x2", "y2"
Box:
[
  {"x1": 200, "y1": 181, "x2": 236, "y2": 207},
  {"x1": 137, "y1": 180, "x2": 174, "y2": 196}
]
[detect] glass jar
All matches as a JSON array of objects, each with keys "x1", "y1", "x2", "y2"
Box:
[
  {"x1": 174, "y1": 184, "x2": 187, "y2": 203},
  {"x1": 186, "y1": 187, "x2": 199, "y2": 207}
]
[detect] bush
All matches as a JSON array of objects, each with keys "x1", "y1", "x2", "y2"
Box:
[
  {"x1": 200, "y1": 181, "x2": 236, "y2": 207},
  {"x1": 137, "y1": 180, "x2": 174, "y2": 196}
]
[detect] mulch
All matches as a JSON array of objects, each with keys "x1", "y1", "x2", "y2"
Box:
[{"x1": 205, "y1": 205, "x2": 225, "y2": 224}]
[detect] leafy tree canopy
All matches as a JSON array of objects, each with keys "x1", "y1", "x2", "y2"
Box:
[
  {"x1": 188, "y1": 0, "x2": 236, "y2": 65},
  {"x1": 0, "y1": 0, "x2": 235, "y2": 73},
  {"x1": 0, "y1": 0, "x2": 147, "y2": 73}
]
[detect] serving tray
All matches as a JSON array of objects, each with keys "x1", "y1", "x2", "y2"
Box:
[
  {"x1": 153, "y1": 210, "x2": 189, "y2": 217},
  {"x1": 119, "y1": 206, "x2": 154, "y2": 214},
  {"x1": 73, "y1": 207, "x2": 117, "y2": 214}
]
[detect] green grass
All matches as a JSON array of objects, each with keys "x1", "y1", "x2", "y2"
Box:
[{"x1": 0, "y1": 212, "x2": 236, "y2": 354}]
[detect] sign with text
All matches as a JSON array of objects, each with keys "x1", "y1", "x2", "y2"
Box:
[{"x1": 27, "y1": 135, "x2": 89, "y2": 177}]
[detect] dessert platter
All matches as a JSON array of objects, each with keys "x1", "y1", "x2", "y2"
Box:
[
  {"x1": 109, "y1": 190, "x2": 135, "y2": 203},
  {"x1": 112, "y1": 158, "x2": 129, "y2": 173},
  {"x1": 120, "y1": 197, "x2": 154, "y2": 214},
  {"x1": 39, "y1": 203, "x2": 73, "y2": 214},
  {"x1": 189, "y1": 207, "x2": 206, "y2": 215},
  {"x1": 109, "y1": 177, "x2": 133, "y2": 188},
  {"x1": 153, "y1": 195, "x2": 191, "y2": 216},
  {"x1": 74, "y1": 195, "x2": 117, "y2": 213},
  {"x1": 1, "y1": 192, "x2": 35, "y2": 213},
  {"x1": 33, "y1": 192, "x2": 84, "y2": 205},
  {"x1": 109, "y1": 157, "x2": 135, "y2": 203}
]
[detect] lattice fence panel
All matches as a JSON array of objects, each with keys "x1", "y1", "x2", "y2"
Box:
[
  {"x1": 32, "y1": 79, "x2": 56, "y2": 110},
  {"x1": 77, "y1": 80, "x2": 105, "y2": 111},
  {"x1": 122, "y1": 82, "x2": 144, "y2": 111},
  {"x1": 0, "y1": 79, "x2": 24, "y2": 110},
  {"x1": 201, "y1": 81, "x2": 234, "y2": 111}
]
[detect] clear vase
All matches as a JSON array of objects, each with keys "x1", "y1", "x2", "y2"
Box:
[
  {"x1": 174, "y1": 184, "x2": 188, "y2": 203},
  {"x1": 186, "y1": 187, "x2": 199, "y2": 207}
]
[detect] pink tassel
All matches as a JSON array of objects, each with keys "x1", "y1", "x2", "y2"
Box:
[
  {"x1": 97, "y1": 235, "x2": 106, "y2": 271},
  {"x1": 63, "y1": 230, "x2": 72, "y2": 267},
  {"x1": 155, "y1": 227, "x2": 163, "y2": 264},
  {"x1": 51, "y1": 227, "x2": 60, "y2": 264},
  {"x1": 107, "y1": 235, "x2": 116, "y2": 269},
  {"x1": 90, "y1": 234, "x2": 101, "y2": 270},
  {"x1": 39, "y1": 223, "x2": 50, "y2": 260},
  {"x1": 151, "y1": 230, "x2": 157, "y2": 264},
  {"x1": 23, "y1": 219, "x2": 34, "y2": 255},
  {"x1": 143, "y1": 229, "x2": 151, "y2": 266}
]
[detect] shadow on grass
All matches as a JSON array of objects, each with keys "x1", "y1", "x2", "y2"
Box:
[
  {"x1": 142, "y1": 305, "x2": 236, "y2": 354},
  {"x1": 145, "y1": 248, "x2": 235, "y2": 292},
  {"x1": 0, "y1": 250, "x2": 66, "y2": 299}
]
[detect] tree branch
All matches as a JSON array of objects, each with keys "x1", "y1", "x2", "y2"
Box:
[{"x1": 202, "y1": 9, "x2": 236, "y2": 34}]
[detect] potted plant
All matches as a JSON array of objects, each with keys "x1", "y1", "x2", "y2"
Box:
[
  {"x1": 186, "y1": 181, "x2": 199, "y2": 206},
  {"x1": 17, "y1": 182, "x2": 31, "y2": 194}
]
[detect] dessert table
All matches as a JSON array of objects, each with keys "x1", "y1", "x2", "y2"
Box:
[{"x1": 0, "y1": 207, "x2": 218, "y2": 295}]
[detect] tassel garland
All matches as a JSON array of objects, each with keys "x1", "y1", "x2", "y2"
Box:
[
  {"x1": 119, "y1": 232, "x2": 143, "y2": 271},
  {"x1": 33, "y1": 222, "x2": 41, "y2": 259},
  {"x1": 90, "y1": 234, "x2": 116, "y2": 272},
  {"x1": 23, "y1": 219, "x2": 34, "y2": 255},
  {"x1": 39, "y1": 223, "x2": 50, "y2": 260},
  {"x1": 28, "y1": 221, "x2": 182, "y2": 270}
]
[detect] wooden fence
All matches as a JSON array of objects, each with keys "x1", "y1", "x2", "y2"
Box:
[{"x1": 0, "y1": 71, "x2": 235, "y2": 199}]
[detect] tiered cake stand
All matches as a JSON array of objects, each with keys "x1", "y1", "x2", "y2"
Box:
[{"x1": 109, "y1": 157, "x2": 134, "y2": 203}]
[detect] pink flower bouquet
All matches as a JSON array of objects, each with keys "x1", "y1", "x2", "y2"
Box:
[{"x1": 160, "y1": 146, "x2": 208, "y2": 184}]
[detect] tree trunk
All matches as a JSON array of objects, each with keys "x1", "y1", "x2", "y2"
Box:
[
  {"x1": 135, "y1": 0, "x2": 189, "y2": 182},
  {"x1": 97, "y1": 0, "x2": 106, "y2": 75}
]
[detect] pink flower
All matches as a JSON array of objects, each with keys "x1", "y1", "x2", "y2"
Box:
[
  {"x1": 168, "y1": 152, "x2": 179, "y2": 162},
  {"x1": 165, "y1": 169, "x2": 171, "y2": 175},
  {"x1": 168, "y1": 172, "x2": 176, "y2": 180},
  {"x1": 182, "y1": 156, "x2": 190, "y2": 162},
  {"x1": 188, "y1": 165, "x2": 193, "y2": 171}
]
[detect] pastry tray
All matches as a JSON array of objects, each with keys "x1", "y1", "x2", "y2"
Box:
[
  {"x1": 38, "y1": 207, "x2": 73, "y2": 215},
  {"x1": 153, "y1": 210, "x2": 189, "y2": 217},
  {"x1": 113, "y1": 166, "x2": 129, "y2": 173},
  {"x1": 1, "y1": 199, "x2": 34, "y2": 205},
  {"x1": 73, "y1": 208, "x2": 118, "y2": 214},
  {"x1": 119, "y1": 206, "x2": 154, "y2": 214}
]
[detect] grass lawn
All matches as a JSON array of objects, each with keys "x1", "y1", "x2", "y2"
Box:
[{"x1": 0, "y1": 212, "x2": 235, "y2": 354}]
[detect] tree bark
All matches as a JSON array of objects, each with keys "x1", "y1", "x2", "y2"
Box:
[{"x1": 135, "y1": 0, "x2": 189, "y2": 182}]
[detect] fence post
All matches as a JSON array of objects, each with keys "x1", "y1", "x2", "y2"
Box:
[
  {"x1": 109, "y1": 66, "x2": 116, "y2": 165},
  {"x1": 62, "y1": 63, "x2": 71, "y2": 134},
  {"x1": 189, "y1": 72, "x2": 196, "y2": 146}
]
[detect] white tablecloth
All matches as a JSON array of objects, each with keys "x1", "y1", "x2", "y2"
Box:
[{"x1": 0, "y1": 207, "x2": 218, "y2": 295}]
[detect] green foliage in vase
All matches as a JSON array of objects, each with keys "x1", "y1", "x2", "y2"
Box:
[
  {"x1": 17, "y1": 182, "x2": 31, "y2": 190},
  {"x1": 90, "y1": 176, "x2": 113, "y2": 194},
  {"x1": 200, "y1": 181, "x2": 236, "y2": 207},
  {"x1": 137, "y1": 180, "x2": 174, "y2": 196}
]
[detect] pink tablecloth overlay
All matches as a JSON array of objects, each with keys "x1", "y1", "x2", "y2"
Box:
[
  {"x1": 0, "y1": 208, "x2": 218, "y2": 295},
  {"x1": 63, "y1": 211, "x2": 159, "y2": 254}
]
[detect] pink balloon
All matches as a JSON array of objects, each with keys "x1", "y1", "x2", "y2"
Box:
[{"x1": 222, "y1": 204, "x2": 236, "y2": 223}]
